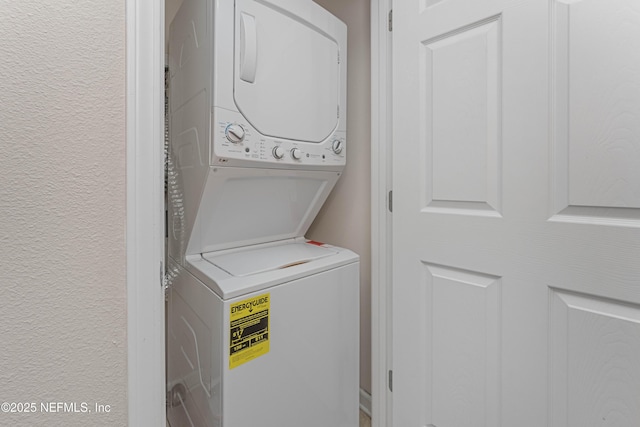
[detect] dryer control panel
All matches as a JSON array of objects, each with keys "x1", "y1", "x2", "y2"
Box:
[{"x1": 212, "y1": 108, "x2": 346, "y2": 168}]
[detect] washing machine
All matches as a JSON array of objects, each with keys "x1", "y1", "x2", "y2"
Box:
[{"x1": 166, "y1": 0, "x2": 358, "y2": 426}]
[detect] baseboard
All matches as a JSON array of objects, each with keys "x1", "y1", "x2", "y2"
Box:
[{"x1": 359, "y1": 388, "x2": 372, "y2": 417}]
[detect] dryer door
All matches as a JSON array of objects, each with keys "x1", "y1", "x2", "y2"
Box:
[{"x1": 233, "y1": 0, "x2": 346, "y2": 143}]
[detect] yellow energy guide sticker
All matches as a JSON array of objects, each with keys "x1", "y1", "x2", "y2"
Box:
[{"x1": 229, "y1": 293, "x2": 270, "y2": 369}]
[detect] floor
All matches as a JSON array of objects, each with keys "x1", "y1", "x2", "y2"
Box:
[
  {"x1": 359, "y1": 410, "x2": 372, "y2": 427},
  {"x1": 167, "y1": 410, "x2": 372, "y2": 426}
]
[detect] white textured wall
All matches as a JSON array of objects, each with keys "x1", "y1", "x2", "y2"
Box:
[
  {"x1": 309, "y1": 0, "x2": 372, "y2": 395},
  {"x1": 0, "y1": 2, "x2": 128, "y2": 426}
]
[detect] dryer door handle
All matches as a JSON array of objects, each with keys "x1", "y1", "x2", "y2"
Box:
[{"x1": 240, "y1": 13, "x2": 257, "y2": 83}]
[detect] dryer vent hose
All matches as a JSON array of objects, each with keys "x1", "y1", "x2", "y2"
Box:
[{"x1": 164, "y1": 65, "x2": 186, "y2": 296}]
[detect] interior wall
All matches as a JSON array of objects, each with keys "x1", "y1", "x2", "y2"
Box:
[
  {"x1": 0, "y1": 2, "x2": 128, "y2": 426},
  {"x1": 309, "y1": 0, "x2": 372, "y2": 395},
  {"x1": 165, "y1": 0, "x2": 184, "y2": 51}
]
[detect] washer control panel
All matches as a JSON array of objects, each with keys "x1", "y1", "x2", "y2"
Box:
[{"x1": 213, "y1": 108, "x2": 346, "y2": 167}]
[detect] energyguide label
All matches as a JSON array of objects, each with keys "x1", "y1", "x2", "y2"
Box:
[{"x1": 229, "y1": 293, "x2": 270, "y2": 369}]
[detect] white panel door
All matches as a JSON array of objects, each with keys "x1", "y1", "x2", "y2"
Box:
[{"x1": 392, "y1": 1, "x2": 640, "y2": 426}]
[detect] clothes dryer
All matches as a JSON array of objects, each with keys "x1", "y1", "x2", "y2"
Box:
[{"x1": 167, "y1": 0, "x2": 348, "y2": 260}]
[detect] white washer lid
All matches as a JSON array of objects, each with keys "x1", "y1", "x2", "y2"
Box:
[
  {"x1": 186, "y1": 167, "x2": 341, "y2": 255},
  {"x1": 203, "y1": 242, "x2": 338, "y2": 277}
]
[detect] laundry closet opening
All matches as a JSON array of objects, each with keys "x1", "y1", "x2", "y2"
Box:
[{"x1": 163, "y1": 0, "x2": 372, "y2": 425}]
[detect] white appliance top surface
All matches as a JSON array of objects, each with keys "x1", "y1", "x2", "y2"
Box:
[
  {"x1": 186, "y1": 240, "x2": 359, "y2": 299},
  {"x1": 203, "y1": 242, "x2": 338, "y2": 277}
]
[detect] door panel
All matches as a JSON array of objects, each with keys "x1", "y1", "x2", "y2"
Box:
[
  {"x1": 550, "y1": 290, "x2": 640, "y2": 427},
  {"x1": 421, "y1": 16, "x2": 502, "y2": 215},
  {"x1": 551, "y1": 0, "x2": 640, "y2": 220},
  {"x1": 392, "y1": 0, "x2": 640, "y2": 426},
  {"x1": 426, "y1": 264, "x2": 501, "y2": 427}
]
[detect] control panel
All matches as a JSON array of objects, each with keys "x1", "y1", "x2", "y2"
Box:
[{"x1": 212, "y1": 108, "x2": 346, "y2": 167}]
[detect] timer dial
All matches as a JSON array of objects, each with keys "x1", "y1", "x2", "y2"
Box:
[
  {"x1": 225, "y1": 124, "x2": 245, "y2": 143},
  {"x1": 331, "y1": 139, "x2": 343, "y2": 154}
]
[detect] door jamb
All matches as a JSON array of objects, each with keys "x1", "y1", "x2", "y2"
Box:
[
  {"x1": 126, "y1": 0, "x2": 166, "y2": 425},
  {"x1": 371, "y1": 0, "x2": 393, "y2": 426}
]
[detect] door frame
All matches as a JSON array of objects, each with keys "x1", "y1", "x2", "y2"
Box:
[
  {"x1": 371, "y1": 0, "x2": 392, "y2": 426},
  {"x1": 126, "y1": 0, "x2": 166, "y2": 425}
]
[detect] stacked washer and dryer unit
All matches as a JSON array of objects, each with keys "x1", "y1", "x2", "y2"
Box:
[{"x1": 167, "y1": 0, "x2": 358, "y2": 426}]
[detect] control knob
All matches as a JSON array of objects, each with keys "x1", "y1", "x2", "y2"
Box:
[
  {"x1": 332, "y1": 139, "x2": 344, "y2": 154},
  {"x1": 272, "y1": 146, "x2": 285, "y2": 159},
  {"x1": 290, "y1": 148, "x2": 302, "y2": 160},
  {"x1": 225, "y1": 124, "x2": 245, "y2": 143}
]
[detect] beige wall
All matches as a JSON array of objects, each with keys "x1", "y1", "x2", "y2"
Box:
[
  {"x1": 166, "y1": 0, "x2": 184, "y2": 50},
  {"x1": 309, "y1": 0, "x2": 372, "y2": 395},
  {"x1": 0, "y1": 2, "x2": 128, "y2": 426}
]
